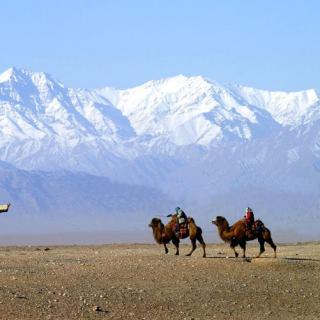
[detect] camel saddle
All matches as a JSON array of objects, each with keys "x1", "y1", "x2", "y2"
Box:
[
  {"x1": 245, "y1": 219, "x2": 264, "y2": 238},
  {"x1": 174, "y1": 224, "x2": 189, "y2": 239}
]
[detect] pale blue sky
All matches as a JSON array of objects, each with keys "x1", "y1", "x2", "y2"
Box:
[{"x1": 1, "y1": 0, "x2": 319, "y2": 91}]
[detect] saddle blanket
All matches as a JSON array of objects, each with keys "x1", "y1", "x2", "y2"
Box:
[
  {"x1": 178, "y1": 225, "x2": 189, "y2": 239},
  {"x1": 246, "y1": 220, "x2": 264, "y2": 235}
]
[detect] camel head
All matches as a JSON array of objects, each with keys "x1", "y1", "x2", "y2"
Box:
[
  {"x1": 148, "y1": 218, "x2": 163, "y2": 229},
  {"x1": 212, "y1": 216, "x2": 229, "y2": 228}
]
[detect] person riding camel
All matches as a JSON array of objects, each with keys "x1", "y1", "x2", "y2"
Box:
[
  {"x1": 167, "y1": 206, "x2": 188, "y2": 238},
  {"x1": 244, "y1": 207, "x2": 255, "y2": 235}
]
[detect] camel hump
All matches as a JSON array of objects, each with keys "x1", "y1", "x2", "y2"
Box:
[
  {"x1": 232, "y1": 219, "x2": 246, "y2": 228},
  {"x1": 187, "y1": 217, "x2": 199, "y2": 229}
]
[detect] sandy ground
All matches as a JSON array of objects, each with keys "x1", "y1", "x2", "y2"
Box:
[{"x1": 0, "y1": 241, "x2": 319, "y2": 320}]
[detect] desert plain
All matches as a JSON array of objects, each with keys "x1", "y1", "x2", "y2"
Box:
[{"x1": 0, "y1": 241, "x2": 319, "y2": 320}]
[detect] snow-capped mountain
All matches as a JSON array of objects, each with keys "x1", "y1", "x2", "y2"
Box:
[
  {"x1": 0, "y1": 67, "x2": 139, "y2": 175},
  {"x1": 1, "y1": 67, "x2": 320, "y2": 238},
  {"x1": 2, "y1": 68, "x2": 319, "y2": 154},
  {"x1": 231, "y1": 84, "x2": 320, "y2": 127},
  {"x1": 98, "y1": 75, "x2": 283, "y2": 147}
]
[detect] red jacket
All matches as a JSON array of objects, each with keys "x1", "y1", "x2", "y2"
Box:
[{"x1": 245, "y1": 211, "x2": 254, "y2": 225}]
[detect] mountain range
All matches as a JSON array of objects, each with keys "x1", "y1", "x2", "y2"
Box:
[{"x1": 0, "y1": 67, "x2": 319, "y2": 241}]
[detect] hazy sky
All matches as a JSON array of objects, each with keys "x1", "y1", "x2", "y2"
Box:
[{"x1": 1, "y1": 0, "x2": 319, "y2": 91}]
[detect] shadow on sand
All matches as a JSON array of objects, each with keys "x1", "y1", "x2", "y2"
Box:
[
  {"x1": 205, "y1": 255, "x2": 320, "y2": 262},
  {"x1": 281, "y1": 257, "x2": 320, "y2": 262}
]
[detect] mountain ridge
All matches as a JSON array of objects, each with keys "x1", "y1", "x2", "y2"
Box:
[{"x1": 1, "y1": 67, "x2": 320, "y2": 238}]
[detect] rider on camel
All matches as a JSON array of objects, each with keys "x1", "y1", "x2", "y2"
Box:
[
  {"x1": 167, "y1": 206, "x2": 188, "y2": 238},
  {"x1": 244, "y1": 207, "x2": 255, "y2": 235}
]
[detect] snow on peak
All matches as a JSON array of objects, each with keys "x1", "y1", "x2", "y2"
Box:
[
  {"x1": 1, "y1": 67, "x2": 320, "y2": 174},
  {"x1": 97, "y1": 74, "x2": 280, "y2": 146},
  {"x1": 230, "y1": 84, "x2": 320, "y2": 126},
  {"x1": 0, "y1": 67, "x2": 137, "y2": 164},
  {"x1": 0, "y1": 67, "x2": 28, "y2": 83},
  {"x1": 0, "y1": 67, "x2": 14, "y2": 83},
  {"x1": 0, "y1": 67, "x2": 64, "y2": 90},
  {"x1": 138, "y1": 74, "x2": 221, "y2": 94}
]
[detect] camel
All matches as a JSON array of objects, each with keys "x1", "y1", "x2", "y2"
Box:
[
  {"x1": 212, "y1": 216, "x2": 276, "y2": 258},
  {"x1": 149, "y1": 215, "x2": 206, "y2": 257}
]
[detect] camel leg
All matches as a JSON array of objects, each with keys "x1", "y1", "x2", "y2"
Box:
[
  {"x1": 266, "y1": 237, "x2": 277, "y2": 258},
  {"x1": 163, "y1": 243, "x2": 169, "y2": 254},
  {"x1": 197, "y1": 233, "x2": 206, "y2": 258},
  {"x1": 231, "y1": 246, "x2": 239, "y2": 258},
  {"x1": 173, "y1": 238, "x2": 180, "y2": 256},
  {"x1": 256, "y1": 238, "x2": 265, "y2": 258},
  {"x1": 186, "y1": 238, "x2": 196, "y2": 256},
  {"x1": 239, "y1": 241, "x2": 246, "y2": 258},
  {"x1": 230, "y1": 238, "x2": 239, "y2": 258}
]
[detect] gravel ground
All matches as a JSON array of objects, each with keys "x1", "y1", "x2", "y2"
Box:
[{"x1": 0, "y1": 242, "x2": 319, "y2": 319}]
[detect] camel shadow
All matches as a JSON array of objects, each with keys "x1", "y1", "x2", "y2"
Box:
[
  {"x1": 281, "y1": 257, "x2": 320, "y2": 262},
  {"x1": 206, "y1": 255, "x2": 320, "y2": 262},
  {"x1": 248, "y1": 256, "x2": 320, "y2": 262},
  {"x1": 206, "y1": 255, "x2": 250, "y2": 261}
]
